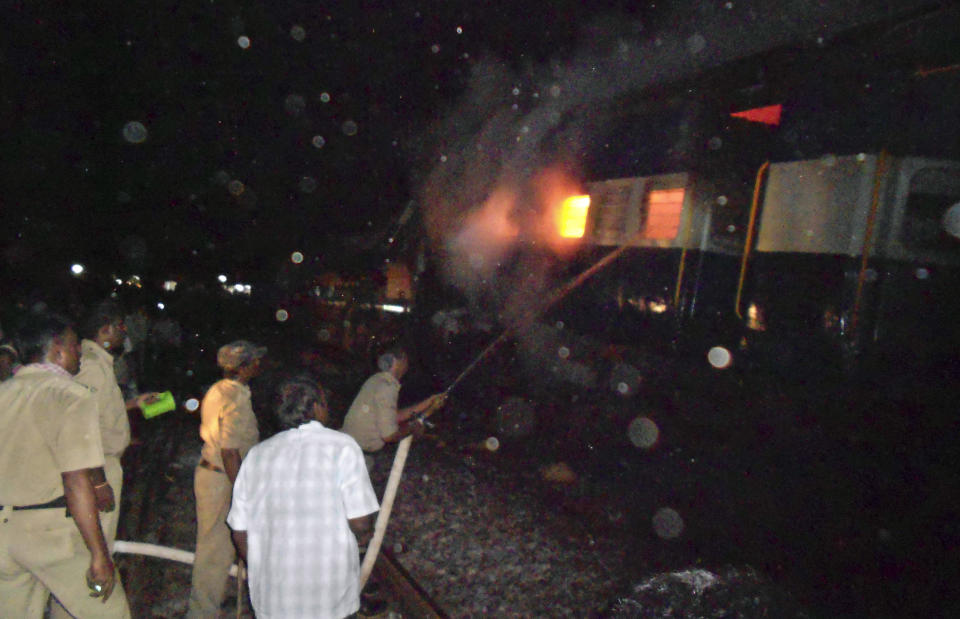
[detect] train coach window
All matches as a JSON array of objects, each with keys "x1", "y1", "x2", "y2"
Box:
[
  {"x1": 642, "y1": 188, "x2": 685, "y2": 240},
  {"x1": 901, "y1": 168, "x2": 960, "y2": 251}
]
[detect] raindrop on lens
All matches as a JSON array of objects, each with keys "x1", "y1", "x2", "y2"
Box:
[
  {"x1": 716, "y1": 195, "x2": 728, "y2": 206},
  {"x1": 512, "y1": 87, "x2": 520, "y2": 96},
  {"x1": 275, "y1": 309, "x2": 289, "y2": 322},
  {"x1": 726, "y1": 224, "x2": 737, "y2": 233},
  {"x1": 555, "y1": 321, "x2": 564, "y2": 330},
  {"x1": 652, "y1": 507, "x2": 684, "y2": 539},
  {"x1": 299, "y1": 176, "x2": 317, "y2": 193},
  {"x1": 915, "y1": 267, "x2": 929, "y2": 280},
  {"x1": 284, "y1": 94, "x2": 306, "y2": 116},
  {"x1": 290, "y1": 25, "x2": 306, "y2": 41},
  {"x1": 628, "y1": 416, "x2": 659, "y2": 449},
  {"x1": 431, "y1": 44, "x2": 440, "y2": 53},
  {"x1": 342, "y1": 120, "x2": 358, "y2": 136},
  {"x1": 320, "y1": 92, "x2": 331, "y2": 103},
  {"x1": 617, "y1": 382, "x2": 629, "y2": 395},
  {"x1": 456, "y1": 26, "x2": 463, "y2": 34},
  {"x1": 485, "y1": 437, "x2": 500, "y2": 451},
  {"x1": 318, "y1": 328, "x2": 331, "y2": 342},
  {"x1": 311, "y1": 135, "x2": 325, "y2": 149},
  {"x1": 291, "y1": 251, "x2": 304, "y2": 264},
  {"x1": 122, "y1": 121, "x2": 148, "y2": 144},
  {"x1": 708, "y1": 136, "x2": 723, "y2": 151},
  {"x1": 707, "y1": 346, "x2": 732, "y2": 369},
  {"x1": 227, "y1": 180, "x2": 245, "y2": 196},
  {"x1": 214, "y1": 170, "x2": 230, "y2": 185},
  {"x1": 237, "y1": 36, "x2": 251, "y2": 49},
  {"x1": 558, "y1": 346, "x2": 570, "y2": 359},
  {"x1": 185, "y1": 398, "x2": 200, "y2": 412},
  {"x1": 686, "y1": 33, "x2": 706, "y2": 55}
]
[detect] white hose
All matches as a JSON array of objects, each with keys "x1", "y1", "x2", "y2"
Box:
[
  {"x1": 112, "y1": 540, "x2": 242, "y2": 578},
  {"x1": 359, "y1": 434, "x2": 412, "y2": 590}
]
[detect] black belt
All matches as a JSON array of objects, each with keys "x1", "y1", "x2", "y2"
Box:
[
  {"x1": 1, "y1": 495, "x2": 68, "y2": 511},
  {"x1": 198, "y1": 459, "x2": 225, "y2": 474}
]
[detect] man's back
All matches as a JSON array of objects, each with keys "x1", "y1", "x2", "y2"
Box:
[{"x1": 228, "y1": 421, "x2": 378, "y2": 618}]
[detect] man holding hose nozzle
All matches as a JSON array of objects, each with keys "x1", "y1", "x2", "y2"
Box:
[{"x1": 341, "y1": 347, "x2": 447, "y2": 461}]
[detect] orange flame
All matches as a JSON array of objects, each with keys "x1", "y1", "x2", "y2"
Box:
[{"x1": 531, "y1": 166, "x2": 587, "y2": 253}]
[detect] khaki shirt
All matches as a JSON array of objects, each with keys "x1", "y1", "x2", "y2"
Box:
[
  {"x1": 76, "y1": 339, "x2": 131, "y2": 458},
  {"x1": 199, "y1": 378, "x2": 259, "y2": 467},
  {"x1": 0, "y1": 366, "x2": 104, "y2": 506},
  {"x1": 341, "y1": 371, "x2": 400, "y2": 452}
]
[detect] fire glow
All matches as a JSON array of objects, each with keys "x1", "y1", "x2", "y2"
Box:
[{"x1": 560, "y1": 195, "x2": 590, "y2": 238}]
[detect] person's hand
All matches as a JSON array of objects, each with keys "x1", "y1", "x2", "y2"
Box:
[
  {"x1": 422, "y1": 393, "x2": 448, "y2": 418},
  {"x1": 135, "y1": 392, "x2": 161, "y2": 408},
  {"x1": 410, "y1": 419, "x2": 427, "y2": 438},
  {"x1": 93, "y1": 483, "x2": 115, "y2": 513},
  {"x1": 86, "y1": 557, "x2": 116, "y2": 602}
]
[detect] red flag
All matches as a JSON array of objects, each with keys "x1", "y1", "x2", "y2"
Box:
[{"x1": 731, "y1": 104, "x2": 782, "y2": 126}]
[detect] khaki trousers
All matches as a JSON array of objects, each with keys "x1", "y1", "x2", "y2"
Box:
[
  {"x1": 187, "y1": 466, "x2": 234, "y2": 618},
  {"x1": 0, "y1": 505, "x2": 131, "y2": 618},
  {"x1": 49, "y1": 455, "x2": 125, "y2": 618}
]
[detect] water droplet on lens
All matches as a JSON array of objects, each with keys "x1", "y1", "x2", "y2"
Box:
[
  {"x1": 227, "y1": 180, "x2": 245, "y2": 196},
  {"x1": 290, "y1": 25, "x2": 306, "y2": 41},
  {"x1": 431, "y1": 44, "x2": 440, "y2": 53},
  {"x1": 716, "y1": 195, "x2": 728, "y2": 206},
  {"x1": 311, "y1": 135, "x2": 325, "y2": 148},
  {"x1": 237, "y1": 36, "x2": 251, "y2": 49},
  {"x1": 558, "y1": 346, "x2": 570, "y2": 359},
  {"x1": 275, "y1": 309, "x2": 289, "y2": 322},
  {"x1": 185, "y1": 398, "x2": 200, "y2": 412},
  {"x1": 299, "y1": 176, "x2": 317, "y2": 193},
  {"x1": 284, "y1": 94, "x2": 306, "y2": 116},
  {"x1": 628, "y1": 416, "x2": 659, "y2": 449},
  {"x1": 652, "y1": 507, "x2": 684, "y2": 539},
  {"x1": 122, "y1": 121, "x2": 148, "y2": 144},
  {"x1": 708, "y1": 136, "x2": 723, "y2": 151},
  {"x1": 320, "y1": 92, "x2": 331, "y2": 103},
  {"x1": 686, "y1": 33, "x2": 706, "y2": 55},
  {"x1": 707, "y1": 346, "x2": 732, "y2": 369},
  {"x1": 290, "y1": 252, "x2": 304, "y2": 264},
  {"x1": 342, "y1": 120, "x2": 358, "y2": 136}
]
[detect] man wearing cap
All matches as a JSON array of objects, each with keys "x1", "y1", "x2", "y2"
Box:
[
  {"x1": 0, "y1": 312, "x2": 130, "y2": 617},
  {"x1": 187, "y1": 339, "x2": 266, "y2": 618}
]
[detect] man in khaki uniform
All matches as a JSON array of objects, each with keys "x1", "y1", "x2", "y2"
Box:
[
  {"x1": 187, "y1": 339, "x2": 265, "y2": 618},
  {"x1": 0, "y1": 312, "x2": 130, "y2": 617},
  {"x1": 73, "y1": 301, "x2": 158, "y2": 549}
]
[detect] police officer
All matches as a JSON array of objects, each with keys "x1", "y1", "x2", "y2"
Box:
[{"x1": 0, "y1": 312, "x2": 130, "y2": 617}]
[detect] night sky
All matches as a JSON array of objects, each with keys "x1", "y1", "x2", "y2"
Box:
[{"x1": 2, "y1": 0, "x2": 956, "y2": 295}]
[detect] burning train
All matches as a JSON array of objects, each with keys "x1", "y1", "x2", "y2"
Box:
[{"x1": 549, "y1": 152, "x2": 960, "y2": 379}]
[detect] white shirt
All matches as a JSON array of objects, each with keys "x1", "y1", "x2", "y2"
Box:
[{"x1": 227, "y1": 421, "x2": 379, "y2": 619}]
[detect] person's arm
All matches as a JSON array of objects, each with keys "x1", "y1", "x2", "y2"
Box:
[
  {"x1": 349, "y1": 514, "x2": 374, "y2": 547},
  {"x1": 63, "y1": 469, "x2": 116, "y2": 602},
  {"x1": 87, "y1": 466, "x2": 115, "y2": 512},
  {"x1": 231, "y1": 530, "x2": 248, "y2": 561},
  {"x1": 222, "y1": 447, "x2": 242, "y2": 485},
  {"x1": 397, "y1": 393, "x2": 447, "y2": 422}
]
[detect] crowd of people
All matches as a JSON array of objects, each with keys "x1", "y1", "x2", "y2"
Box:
[{"x1": 0, "y1": 300, "x2": 446, "y2": 618}]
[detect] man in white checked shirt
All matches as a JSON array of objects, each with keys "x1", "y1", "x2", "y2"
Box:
[{"x1": 228, "y1": 377, "x2": 379, "y2": 618}]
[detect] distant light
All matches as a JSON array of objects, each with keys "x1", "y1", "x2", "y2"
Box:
[
  {"x1": 707, "y1": 346, "x2": 732, "y2": 369},
  {"x1": 291, "y1": 252, "x2": 304, "y2": 264},
  {"x1": 71, "y1": 263, "x2": 85, "y2": 275},
  {"x1": 217, "y1": 274, "x2": 228, "y2": 283},
  {"x1": 115, "y1": 278, "x2": 122, "y2": 285},
  {"x1": 233, "y1": 283, "x2": 245, "y2": 292},
  {"x1": 237, "y1": 35, "x2": 251, "y2": 49},
  {"x1": 163, "y1": 280, "x2": 178, "y2": 291},
  {"x1": 379, "y1": 304, "x2": 406, "y2": 314},
  {"x1": 157, "y1": 302, "x2": 165, "y2": 310},
  {"x1": 559, "y1": 195, "x2": 590, "y2": 238}
]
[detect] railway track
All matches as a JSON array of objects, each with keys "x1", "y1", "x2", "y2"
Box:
[{"x1": 365, "y1": 549, "x2": 448, "y2": 619}]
